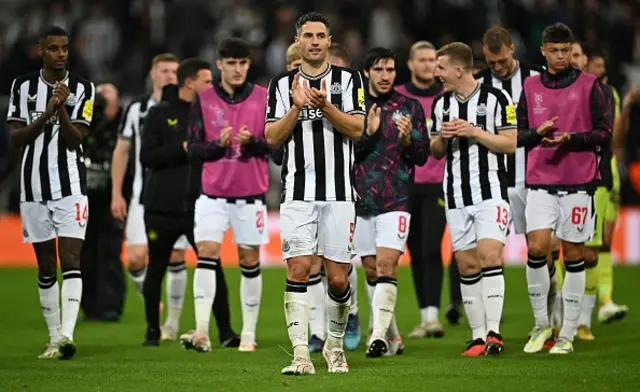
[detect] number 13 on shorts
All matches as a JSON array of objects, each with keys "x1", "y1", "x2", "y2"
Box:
[{"x1": 496, "y1": 205, "x2": 509, "y2": 231}]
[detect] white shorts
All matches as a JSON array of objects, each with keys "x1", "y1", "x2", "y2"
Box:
[
  {"x1": 353, "y1": 211, "x2": 411, "y2": 256},
  {"x1": 280, "y1": 200, "x2": 355, "y2": 263},
  {"x1": 194, "y1": 195, "x2": 268, "y2": 246},
  {"x1": 125, "y1": 199, "x2": 189, "y2": 249},
  {"x1": 20, "y1": 195, "x2": 89, "y2": 243},
  {"x1": 507, "y1": 187, "x2": 527, "y2": 235},
  {"x1": 446, "y1": 198, "x2": 510, "y2": 252},
  {"x1": 525, "y1": 189, "x2": 594, "y2": 243}
]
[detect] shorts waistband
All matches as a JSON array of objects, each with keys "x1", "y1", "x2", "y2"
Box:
[
  {"x1": 528, "y1": 188, "x2": 592, "y2": 196},
  {"x1": 205, "y1": 194, "x2": 266, "y2": 204}
]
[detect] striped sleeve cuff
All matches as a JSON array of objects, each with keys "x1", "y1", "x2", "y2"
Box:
[
  {"x1": 496, "y1": 125, "x2": 516, "y2": 131},
  {"x1": 6, "y1": 117, "x2": 27, "y2": 123},
  {"x1": 346, "y1": 110, "x2": 366, "y2": 115},
  {"x1": 71, "y1": 119, "x2": 91, "y2": 127},
  {"x1": 265, "y1": 117, "x2": 281, "y2": 123}
]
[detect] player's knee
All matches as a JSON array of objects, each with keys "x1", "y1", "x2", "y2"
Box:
[
  {"x1": 286, "y1": 257, "x2": 312, "y2": 282},
  {"x1": 169, "y1": 249, "x2": 185, "y2": 263},
  {"x1": 326, "y1": 271, "x2": 349, "y2": 293},
  {"x1": 455, "y1": 253, "x2": 481, "y2": 276},
  {"x1": 584, "y1": 248, "x2": 598, "y2": 266},
  {"x1": 59, "y1": 249, "x2": 81, "y2": 271},
  {"x1": 527, "y1": 242, "x2": 548, "y2": 258},
  {"x1": 478, "y1": 249, "x2": 502, "y2": 268},
  {"x1": 309, "y1": 255, "x2": 323, "y2": 275},
  {"x1": 197, "y1": 242, "x2": 221, "y2": 259},
  {"x1": 238, "y1": 246, "x2": 260, "y2": 268},
  {"x1": 361, "y1": 257, "x2": 377, "y2": 282},
  {"x1": 127, "y1": 246, "x2": 147, "y2": 269},
  {"x1": 376, "y1": 258, "x2": 397, "y2": 279}
]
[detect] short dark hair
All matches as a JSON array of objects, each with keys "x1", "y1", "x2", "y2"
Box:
[
  {"x1": 177, "y1": 58, "x2": 211, "y2": 87},
  {"x1": 329, "y1": 43, "x2": 351, "y2": 66},
  {"x1": 39, "y1": 26, "x2": 68, "y2": 41},
  {"x1": 218, "y1": 37, "x2": 251, "y2": 59},
  {"x1": 436, "y1": 42, "x2": 473, "y2": 71},
  {"x1": 542, "y1": 23, "x2": 574, "y2": 44},
  {"x1": 364, "y1": 47, "x2": 397, "y2": 71},
  {"x1": 582, "y1": 43, "x2": 608, "y2": 64},
  {"x1": 483, "y1": 26, "x2": 512, "y2": 54},
  {"x1": 295, "y1": 12, "x2": 331, "y2": 35}
]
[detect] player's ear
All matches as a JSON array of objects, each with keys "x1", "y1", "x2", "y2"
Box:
[
  {"x1": 216, "y1": 59, "x2": 223, "y2": 72},
  {"x1": 540, "y1": 45, "x2": 545, "y2": 58},
  {"x1": 327, "y1": 35, "x2": 332, "y2": 46},
  {"x1": 509, "y1": 44, "x2": 515, "y2": 54},
  {"x1": 363, "y1": 68, "x2": 370, "y2": 79}
]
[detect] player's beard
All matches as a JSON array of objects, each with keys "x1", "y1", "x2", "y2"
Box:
[
  {"x1": 414, "y1": 74, "x2": 434, "y2": 86},
  {"x1": 373, "y1": 83, "x2": 392, "y2": 97}
]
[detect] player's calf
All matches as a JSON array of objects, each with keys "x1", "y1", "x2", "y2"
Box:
[
  {"x1": 57, "y1": 238, "x2": 84, "y2": 358},
  {"x1": 477, "y1": 240, "x2": 505, "y2": 340},
  {"x1": 323, "y1": 259, "x2": 351, "y2": 353},
  {"x1": 127, "y1": 245, "x2": 148, "y2": 295},
  {"x1": 191, "y1": 241, "x2": 221, "y2": 341},
  {"x1": 368, "y1": 250, "x2": 400, "y2": 354},
  {"x1": 308, "y1": 255, "x2": 326, "y2": 350},
  {"x1": 34, "y1": 241, "x2": 61, "y2": 346}
]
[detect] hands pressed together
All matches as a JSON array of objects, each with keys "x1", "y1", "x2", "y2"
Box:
[
  {"x1": 45, "y1": 82, "x2": 71, "y2": 117},
  {"x1": 291, "y1": 73, "x2": 328, "y2": 110},
  {"x1": 440, "y1": 118, "x2": 478, "y2": 140},
  {"x1": 366, "y1": 103, "x2": 413, "y2": 146},
  {"x1": 535, "y1": 116, "x2": 570, "y2": 146},
  {"x1": 217, "y1": 125, "x2": 252, "y2": 148}
]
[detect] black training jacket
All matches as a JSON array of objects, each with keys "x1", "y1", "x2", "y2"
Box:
[{"x1": 140, "y1": 85, "x2": 200, "y2": 213}]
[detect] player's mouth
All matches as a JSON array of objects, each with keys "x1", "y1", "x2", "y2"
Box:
[
  {"x1": 309, "y1": 48, "x2": 322, "y2": 54},
  {"x1": 54, "y1": 60, "x2": 66, "y2": 66}
]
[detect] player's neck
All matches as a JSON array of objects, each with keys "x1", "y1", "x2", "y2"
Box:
[
  {"x1": 507, "y1": 59, "x2": 518, "y2": 76},
  {"x1": 42, "y1": 68, "x2": 67, "y2": 84},
  {"x1": 220, "y1": 79, "x2": 236, "y2": 96},
  {"x1": 178, "y1": 87, "x2": 194, "y2": 102},
  {"x1": 151, "y1": 89, "x2": 163, "y2": 103},
  {"x1": 455, "y1": 76, "x2": 478, "y2": 98},
  {"x1": 410, "y1": 75, "x2": 434, "y2": 90},
  {"x1": 301, "y1": 60, "x2": 329, "y2": 77}
]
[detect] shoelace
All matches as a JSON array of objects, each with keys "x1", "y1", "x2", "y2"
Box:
[{"x1": 330, "y1": 350, "x2": 347, "y2": 368}]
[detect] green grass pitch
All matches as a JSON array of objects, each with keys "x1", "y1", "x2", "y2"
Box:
[{"x1": 0, "y1": 267, "x2": 638, "y2": 392}]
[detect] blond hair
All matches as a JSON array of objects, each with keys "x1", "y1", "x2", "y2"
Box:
[
  {"x1": 286, "y1": 44, "x2": 301, "y2": 67},
  {"x1": 436, "y1": 42, "x2": 473, "y2": 71},
  {"x1": 409, "y1": 41, "x2": 436, "y2": 59},
  {"x1": 151, "y1": 53, "x2": 179, "y2": 67}
]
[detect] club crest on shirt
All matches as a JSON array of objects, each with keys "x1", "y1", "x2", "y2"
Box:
[
  {"x1": 329, "y1": 82, "x2": 343, "y2": 94},
  {"x1": 391, "y1": 110, "x2": 404, "y2": 122},
  {"x1": 476, "y1": 103, "x2": 487, "y2": 116}
]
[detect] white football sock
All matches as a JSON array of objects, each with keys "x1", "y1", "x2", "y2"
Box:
[
  {"x1": 60, "y1": 270, "x2": 83, "y2": 340},
  {"x1": 422, "y1": 306, "x2": 439, "y2": 323},
  {"x1": 307, "y1": 273, "x2": 326, "y2": 340},
  {"x1": 348, "y1": 264, "x2": 359, "y2": 316},
  {"x1": 284, "y1": 281, "x2": 309, "y2": 358},
  {"x1": 387, "y1": 315, "x2": 400, "y2": 339},
  {"x1": 366, "y1": 279, "x2": 376, "y2": 332},
  {"x1": 460, "y1": 272, "x2": 486, "y2": 341},
  {"x1": 165, "y1": 261, "x2": 187, "y2": 331},
  {"x1": 548, "y1": 262, "x2": 558, "y2": 321},
  {"x1": 325, "y1": 285, "x2": 351, "y2": 350},
  {"x1": 482, "y1": 267, "x2": 505, "y2": 334},
  {"x1": 527, "y1": 254, "x2": 551, "y2": 328},
  {"x1": 559, "y1": 260, "x2": 586, "y2": 341},
  {"x1": 129, "y1": 266, "x2": 146, "y2": 296},
  {"x1": 578, "y1": 294, "x2": 596, "y2": 329},
  {"x1": 38, "y1": 276, "x2": 61, "y2": 344},
  {"x1": 371, "y1": 277, "x2": 397, "y2": 339},
  {"x1": 193, "y1": 258, "x2": 218, "y2": 335},
  {"x1": 240, "y1": 263, "x2": 262, "y2": 342}
]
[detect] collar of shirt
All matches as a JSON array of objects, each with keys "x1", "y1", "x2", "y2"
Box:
[
  {"x1": 404, "y1": 80, "x2": 442, "y2": 97},
  {"x1": 542, "y1": 67, "x2": 580, "y2": 89},
  {"x1": 213, "y1": 77, "x2": 253, "y2": 104}
]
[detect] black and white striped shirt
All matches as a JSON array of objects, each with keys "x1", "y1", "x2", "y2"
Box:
[
  {"x1": 430, "y1": 83, "x2": 516, "y2": 209},
  {"x1": 118, "y1": 96, "x2": 157, "y2": 202},
  {"x1": 7, "y1": 70, "x2": 95, "y2": 202},
  {"x1": 475, "y1": 62, "x2": 543, "y2": 188},
  {"x1": 265, "y1": 65, "x2": 365, "y2": 202}
]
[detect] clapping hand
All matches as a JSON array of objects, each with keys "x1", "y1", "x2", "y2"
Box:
[
  {"x1": 536, "y1": 116, "x2": 559, "y2": 136},
  {"x1": 396, "y1": 115, "x2": 412, "y2": 146},
  {"x1": 542, "y1": 132, "x2": 570, "y2": 146},
  {"x1": 366, "y1": 104, "x2": 382, "y2": 136},
  {"x1": 234, "y1": 126, "x2": 252, "y2": 145},
  {"x1": 306, "y1": 79, "x2": 328, "y2": 109},
  {"x1": 291, "y1": 73, "x2": 307, "y2": 109},
  {"x1": 218, "y1": 126, "x2": 232, "y2": 147}
]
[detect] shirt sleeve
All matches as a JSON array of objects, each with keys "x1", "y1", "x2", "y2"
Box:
[
  {"x1": 429, "y1": 97, "x2": 442, "y2": 137},
  {"x1": 118, "y1": 101, "x2": 137, "y2": 140},
  {"x1": 494, "y1": 89, "x2": 517, "y2": 131},
  {"x1": 265, "y1": 76, "x2": 288, "y2": 123},
  {"x1": 567, "y1": 78, "x2": 613, "y2": 148},
  {"x1": 404, "y1": 102, "x2": 429, "y2": 166},
  {"x1": 342, "y1": 70, "x2": 366, "y2": 115},
  {"x1": 6, "y1": 78, "x2": 26, "y2": 123},
  {"x1": 516, "y1": 87, "x2": 544, "y2": 147},
  {"x1": 70, "y1": 80, "x2": 96, "y2": 126}
]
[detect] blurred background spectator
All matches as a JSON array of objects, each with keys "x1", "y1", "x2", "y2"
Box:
[{"x1": 0, "y1": 0, "x2": 639, "y2": 211}]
